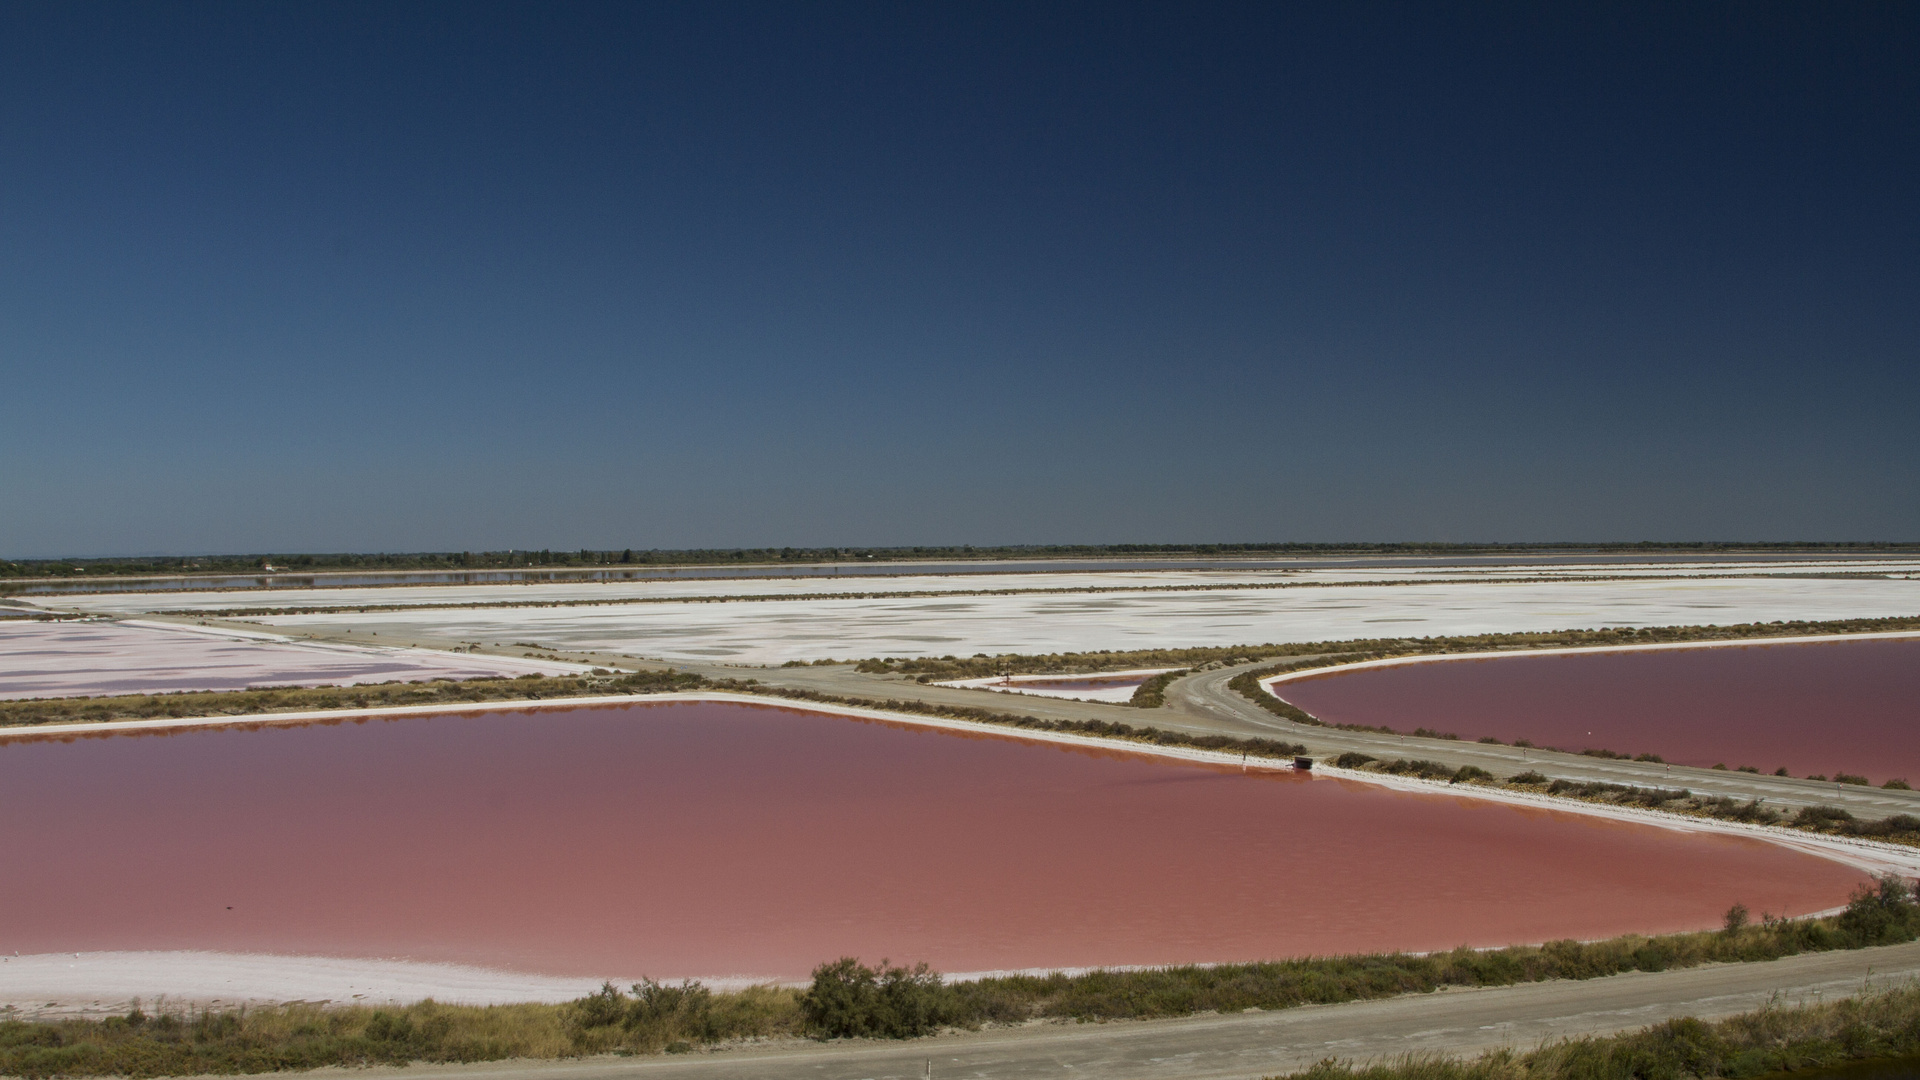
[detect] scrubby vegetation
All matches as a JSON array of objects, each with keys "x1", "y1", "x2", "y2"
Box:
[
  {"x1": 1492, "y1": 775, "x2": 1920, "y2": 845},
  {"x1": 7, "y1": 880, "x2": 1914, "y2": 1075},
  {"x1": 1282, "y1": 984, "x2": 1920, "y2": 1080},
  {"x1": 1319, "y1": 761, "x2": 1920, "y2": 846},
  {"x1": 1127, "y1": 668, "x2": 1189, "y2": 708},
  {"x1": 1329, "y1": 753, "x2": 1492, "y2": 784},
  {"x1": 0, "y1": 670, "x2": 704, "y2": 729}
]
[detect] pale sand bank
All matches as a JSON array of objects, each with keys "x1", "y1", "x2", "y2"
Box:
[
  {"x1": 243, "y1": 575, "x2": 1920, "y2": 665},
  {"x1": 936, "y1": 667, "x2": 1178, "y2": 703},
  {"x1": 0, "y1": 952, "x2": 626, "y2": 1019},
  {"x1": 0, "y1": 619, "x2": 590, "y2": 700}
]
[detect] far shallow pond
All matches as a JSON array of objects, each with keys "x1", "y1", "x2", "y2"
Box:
[{"x1": 1271, "y1": 637, "x2": 1920, "y2": 785}]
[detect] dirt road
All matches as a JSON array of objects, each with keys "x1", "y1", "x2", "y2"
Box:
[{"x1": 328, "y1": 942, "x2": 1920, "y2": 1080}]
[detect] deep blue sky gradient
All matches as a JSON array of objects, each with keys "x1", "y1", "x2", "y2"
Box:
[{"x1": 3, "y1": 2, "x2": 1916, "y2": 555}]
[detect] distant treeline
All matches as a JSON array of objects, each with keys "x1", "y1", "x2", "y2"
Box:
[
  {"x1": 5, "y1": 879, "x2": 1916, "y2": 1075},
  {"x1": 6, "y1": 540, "x2": 1917, "y2": 581}
]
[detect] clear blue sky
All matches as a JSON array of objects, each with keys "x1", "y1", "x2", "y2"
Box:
[{"x1": 3, "y1": 2, "x2": 1915, "y2": 556}]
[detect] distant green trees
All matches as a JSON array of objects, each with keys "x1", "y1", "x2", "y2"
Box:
[{"x1": 7, "y1": 541, "x2": 1917, "y2": 583}]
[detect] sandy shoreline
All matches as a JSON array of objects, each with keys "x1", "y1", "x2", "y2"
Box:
[{"x1": 6, "y1": 690, "x2": 1917, "y2": 1017}]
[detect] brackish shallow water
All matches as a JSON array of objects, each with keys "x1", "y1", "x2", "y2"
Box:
[
  {"x1": 1273, "y1": 638, "x2": 1920, "y2": 784},
  {"x1": 0, "y1": 702, "x2": 1866, "y2": 980}
]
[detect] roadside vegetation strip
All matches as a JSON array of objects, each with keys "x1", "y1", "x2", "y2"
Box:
[
  {"x1": 0, "y1": 671, "x2": 705, "y2": 730},
  {"x1": 6, "y1": 881, "x2": 1916, "y2": 1077},
  {"x1": 856, "y1": 615, "x2": 1920, "y2": 680},
  {"x1": 1283, "y1": 985, "x2": 1920, "y2": 1080},
  {"x1": 1127, "y1": 667, "x2": 1191, "y2": 707},
  {"x1": 1321, "y1": 756, "x2": 1920, "y2": 848}
]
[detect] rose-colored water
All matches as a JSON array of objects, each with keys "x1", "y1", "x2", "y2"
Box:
[
  {"x1": 0, "y1": 702, "x2": 1864, "y2": 980},
  {"x1": 1274, "y1": 638, "x2": 1920, "y2": 783}
]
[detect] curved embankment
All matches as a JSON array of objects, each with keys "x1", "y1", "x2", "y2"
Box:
[
  {"x1": 3, "y1": 693, "x2": 1914, "y2": 1016},
  {"x1": 934, "y1": 667, "x2": 1175, "y2": 702},
  {"x1": 1260, "y1": 631, "x2": 1920, "y2": 784}
]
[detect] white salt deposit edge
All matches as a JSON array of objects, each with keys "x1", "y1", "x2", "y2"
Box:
[
  {"x1": 0, "y1": 620, "x2": 591, "y2": 700},
  {"x1": 31, "y1": 559, "x2": 1920, "y2": 617},
  {"x1": 246, "y1": 574, "x2": 1920, "y2": 664},
  {"x1": 0, "y1": 951, "x2": 790, "y2": 1019},
  {"x1": 937, "y1": 667, "x2": 1179, "y2": 703}
]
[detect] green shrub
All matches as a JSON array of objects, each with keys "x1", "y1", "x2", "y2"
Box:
[{"x1": 800, "y1": 959, "x2": 951, "y2": 1039}]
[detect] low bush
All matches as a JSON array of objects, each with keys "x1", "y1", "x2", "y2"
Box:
[
  {"x1": 800, "y1": 959, "x2": 951, "y2": 1039},
  {"x1": 1127, "y1": 668, "x2": 1189, "y2": 708}
]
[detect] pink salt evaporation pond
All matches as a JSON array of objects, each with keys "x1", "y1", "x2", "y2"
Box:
[
  {"x1": 1271, "y1": 637, "x2": 1920, "y2": 785},
  {"x1": 0, "y1": 701, "x2": 1865, "y2": 981},
  {"x1": 0, "y1": 620, "x2": 584, "y2": 700}
]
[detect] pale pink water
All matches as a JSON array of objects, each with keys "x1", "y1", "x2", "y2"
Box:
[
  {"x1": 1274, "y1": 638, "x2": 1920, "y2": 783},
  {"x1": 0, "y1": 702, "x2": 1865, "y2": 980}
]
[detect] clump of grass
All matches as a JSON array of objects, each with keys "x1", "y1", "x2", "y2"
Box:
[
  {"x1": 800, "y1": 959, "x2": 951, "y2": 1039},
  {"x1": 563, "y1": 979, "x2": 798, "y2": 1054},
  {"x1": 1126, "y1": 668, "x2": 1190, "y2": 708},
  {"x1": 1336, "y1": 756, "x2": 1494, "y2": 784}
]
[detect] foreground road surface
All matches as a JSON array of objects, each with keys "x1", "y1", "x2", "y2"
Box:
[{"x1": 322, "y1": 943, "x2": 1920, "y2": 1080}]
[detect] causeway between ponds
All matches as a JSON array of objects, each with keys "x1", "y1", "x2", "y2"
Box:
[{"x1": 224, "y1": 612, "x2": 1919, "y2": 820}]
